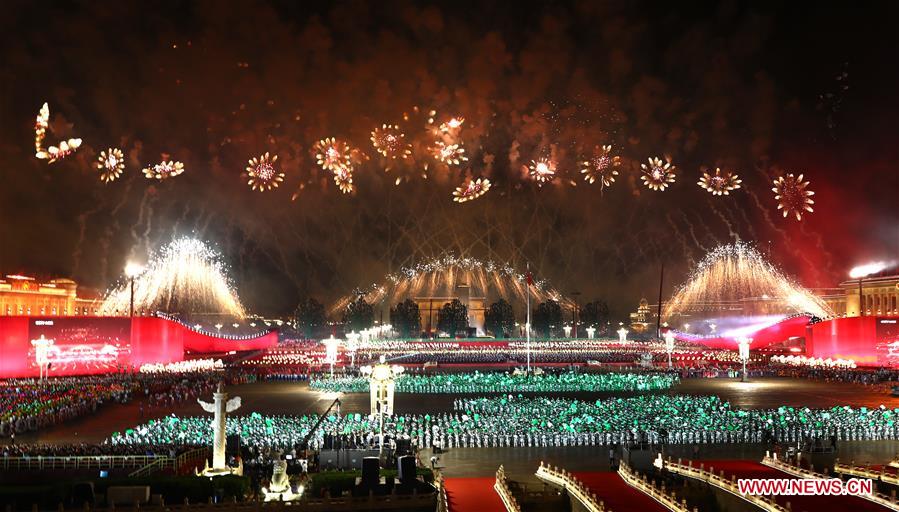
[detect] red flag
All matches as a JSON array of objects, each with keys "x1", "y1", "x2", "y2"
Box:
[{"x1": 526, "y1": 271, "x2": 533, "y2": 286}]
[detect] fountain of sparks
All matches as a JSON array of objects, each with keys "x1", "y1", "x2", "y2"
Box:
[
  {"x1": 662, "y1": 243, "x2": 833, "y2": 336},
  {"x1": 100, "y1": 238, "x2": 246, "y2": 318},
  {"x1": 330, "y1": 255, "x2": 573, "y2": 316}
]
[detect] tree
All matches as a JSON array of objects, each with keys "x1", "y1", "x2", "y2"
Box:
[
  {"x1": 437, "y1": 299, "x2": 468, "y2": 337},
  {"x1": 343, "y1": 296, "x2": 374, "y2": 332},
  {"x1": 532, "y1": 300, "x2": 562, "y2": 338},
  {"x1": 294, "y1": 297, "x2": 327, "y2": 339},
  {"x1": 484, "y1": 299, "x2": 515, "y2": 339},
  {"x1": 580, "y1": 300, "x2": 611, "y2": 333},
  {"x1": 390, "y1": 299, "x2": 421, "y2": 338}
]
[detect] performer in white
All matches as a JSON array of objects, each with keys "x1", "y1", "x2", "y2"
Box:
[{"x1": 197, "y1": 383, "x2": 242, "y2": 476}]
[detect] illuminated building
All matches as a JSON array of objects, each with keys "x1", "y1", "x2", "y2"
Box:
[
  {"x1": 841, "y1": 274, "x2": 899, "y2": 317},
  {"x1": 414, "y1": 295, "x2": 486, "y2": 334},
  {"x1": 629, "y1": 298, "x2": 652, "y2": 333},
  {"x1": 0, "y1": 275, "x2": 102, "y2": 316}
]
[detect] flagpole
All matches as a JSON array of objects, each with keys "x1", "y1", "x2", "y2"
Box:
[{"x1": 526, "y1": 262, "x2": 531, "y2": 374}]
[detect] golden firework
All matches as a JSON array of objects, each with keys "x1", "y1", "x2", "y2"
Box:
[
  {"x1": 772, "y1": 173, "x2": 815, "y2": 221},
  {"x1": 580, "y1": 145, "x2": 621, "y2": 189},
  {"x1": 698, "y1": 167, "x2": 742, "y2": 196},
  {"x1": 452, "y1": 177, "x2": 491, "y2": 203},
  {"x1": 143, "y1": 158, "x2": 185, "y2": 180},
  {"x1": 333, "y1": 168, "x2": 354, "y2": 194},
  {"x1": 246, "y1": 152, "x2": 283, "y2": 191},
  {"x1": 432, "y1": 141, "x2": 468, "y2": 166},
  {"x1": 41, "y1": 139, "x2": 83, "y2": 163},
  {"x1": 34, "y1": 102, "x2": 49, "y2": 157},
  {"x1": 438, "y1": 117, "x2": 464, "y2": 133},
  {"x1": 313, "y1": 137, "x2": 352, "y2": 172},
  {"x1": 370, "y1": 124, "x2": 411, "y2": 159},
  {"x1": 97, "y1": 148, "x2": 126, "y2": 183},
  {"x1": 528, "y1": 158, "x2": 556, "y2": 184},
  {"x1": 640, "y1": 156, "x2": 676, "y2": 191}
]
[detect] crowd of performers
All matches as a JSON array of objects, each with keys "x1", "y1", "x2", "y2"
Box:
[
  {"x1": 309, "y1": 370, "x2": 678, "y2": 393},
  {"x1": 4, "y1": 337, "x2": 899, "y2": 458},
  {"x1": 0, "y1": 371, "x2": 257, "y2": 439},
  {"x1": 107, "y1": 394, "x2": 899, "y2": 452},
  {"x1": 0, "y1": 377, "x2": 133, "y2": 439}
]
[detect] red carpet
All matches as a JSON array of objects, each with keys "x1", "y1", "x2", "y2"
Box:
[
  {"x1": 697, "y1": 459, "x2": 885, "y2": 512},
  {"x1": 443, "y1": 477, "x2": 506, "y2": 512},
  {"x1": 573, "y1": 471, "x2": 668, "y2": 512}
]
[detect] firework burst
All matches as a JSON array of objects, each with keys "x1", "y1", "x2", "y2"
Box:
[
  {"x1": 313, "y1": 137, "x2": 352, "y2": 172},
  {"x1": 34, "y1": 103, "x2": 49, "y2": 157},
  {"x1": 663, "y1": 242, "x2": 833, "y2": 321},
  {"x1": 99, "y1": 237, "x2": 245, "y2": 318},
  {"x1": 432, "y1": 141, "x2": 468, "y2": 166},
  {"x1": 97, "y1": 148, "x2": 125, "y2": 183},
  {"x1": 772, "y1": 173, "x2": 815, "y2": 220},
  {"x1": 371, "y1": 124, "x2": 411, "y2": 159},
  {"x1": 143, "y1": 157, "x2": 185, "y2": 180},
  {"x1": 438, "y1": 117, "x2": 464, "y2": 133},
  {"x1": 33, "y1": 102, "x2": 83, "y2": 163},
  {"x1": 330, "y1": 255, "x2": 573, "y2": 318},
  {"x1": 43, "y1": 139, "x2": 83, "y2": 163},
  {"x1": 580, "y1": 145, "x2": 621, "y2": 189},
  {"x1": 452, "y1": 177, "x2": 491, "y2": 203},
  {"x1": 333, "y1": 167, "x2": 354, "y2": 194},
  {"x1": 640, "y1": 156, "x2": 677, "y2": 191},
  {"x1": 698, "y1": 167, "x2": 742, "y2": 196},
  {"x1": 245, "y1": 152, "x2": 283, "y2": 191},
  {"x1": 529, "y1": 158, "x2": 557, "y2": 184}
]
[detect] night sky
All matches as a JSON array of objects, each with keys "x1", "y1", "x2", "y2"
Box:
[{"x1": 1, "y1": 0, "x2": 897, "y2": 316}]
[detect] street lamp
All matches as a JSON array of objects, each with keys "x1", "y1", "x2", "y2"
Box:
[
  {"x1": 585, "y1": 327, "x2": 596, "y2": 339},
  {"x1": 617, "y1": 327, "x2": 628, "y2": 343},
  {"x1": 570, "y1": 291, "x2": 581, "y2": 338},
  {"x1": 663, "y1": 330, "x2": 676, "y2": 369},
  {"x1": 31, "y1": 334, "x2": 54, "y2": 382},
  {"x1": 345, "y1": 331, "x2": 360, "y2": 367},
  {"x1": 849, "y1": 262, "x2": 889, "y2": 317},
  {"x1": 361, "y1": 356, "x2": 404, "y2": 459},
  {"x1": 124, "y1": 262, "x2": 144, "y2": 317},
  {"x1": 322, "y1": 335, "x2": 342, "y2": 378},
  {"x1": 563, "y1": 325, "x2": 572, "y2": 338},
  {"x1": 737, "y1": 337, "x2": 751, "y2": 382}
]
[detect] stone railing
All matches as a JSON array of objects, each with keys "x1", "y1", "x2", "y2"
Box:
[
  {"x1": 534, "y1": 461, "x2": 609, "y2": 512},
  {"x1": 834, "y1": 459, "x2": 899, "y2": 486},
  {"x1": 434, "y1": 469, "x2": 449, "y2": 512},
  {"x1": 617, "y1": 461, "x2": 697, "y2": 512},
  {"x1": 493, "y1": 465, "x2": 521, "y2": 512},
  {"x1": 1, "y1": 454, "x2": 166, "y2": 471},
  {"x1": 762, "y1": 453, "x2": 899, "y2": 511},
  {"x1": 656, "y1": 454, "x2": 788, "y2": 512},
  {"x1": 94, "y1": 492, "x2": 437, "y2": 512},
  {"x1": 129, "y1": 448, "x2": 209, "y2": 478}
]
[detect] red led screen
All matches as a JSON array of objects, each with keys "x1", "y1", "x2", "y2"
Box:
[
  {"x1": 0, "y1": 316, "x2": 277, "y2": 378},
  {"x1": 807, "y1": 316, "x2": 899, "y2": 367}
]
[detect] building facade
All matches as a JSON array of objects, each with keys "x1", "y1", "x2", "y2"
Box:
[
  {"x1": 414, "y1": 296, "x2": 487, "y2": 334},
  {"x1": 841, "y1": 274, "x2": 899, "y2": 317},
  {"x1": 629, "y1": 298, "x2": 652, "y2": 333},
  {"x1": 0, "y1": 275, "x2": 102, "y2": 316}
]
